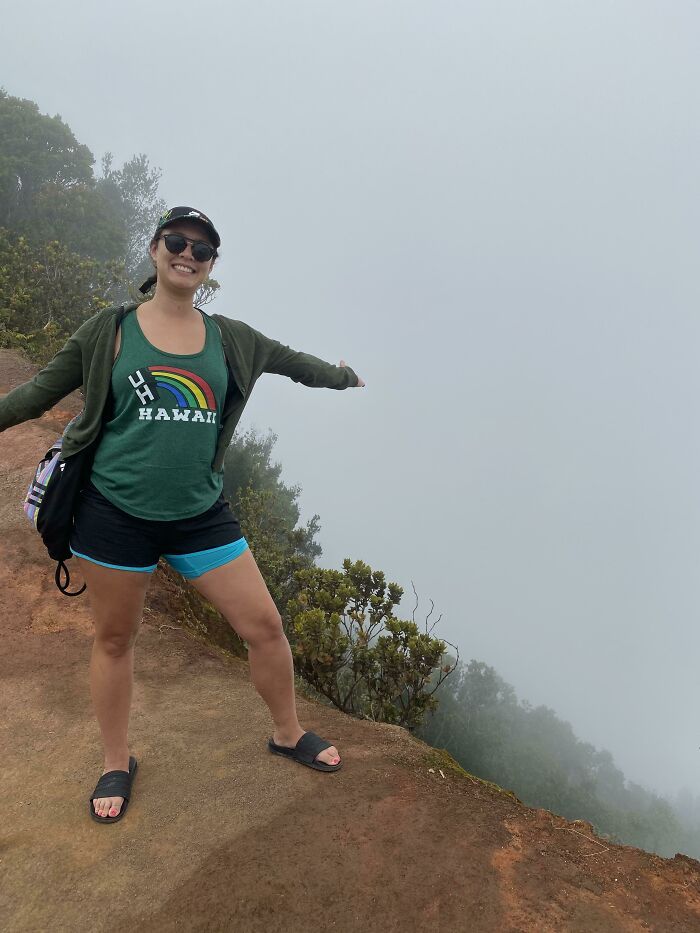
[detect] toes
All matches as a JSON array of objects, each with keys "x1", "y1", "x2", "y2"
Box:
[
  {"x1": 317, "y1": 745, "x2": 341, "y2": 766},
  {"x1": 108, "y1": 797, "x2": 123, "y2": 818},
  {"x1": 94, "y1": 796, "x2": 123, "y2": 818}
]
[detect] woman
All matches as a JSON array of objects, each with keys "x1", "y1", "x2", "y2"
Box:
[{"x1": 0, "y1": 206, "x2": 364, "y2": 824}]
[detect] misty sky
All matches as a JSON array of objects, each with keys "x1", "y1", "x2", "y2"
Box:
[{"x1": 4, "y1": 1, "x2": 700, "y2": 798}]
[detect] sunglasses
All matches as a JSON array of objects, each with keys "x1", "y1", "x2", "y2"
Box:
[{"x1": 156, "y1": 233, "x2": 217, "y2": 263}]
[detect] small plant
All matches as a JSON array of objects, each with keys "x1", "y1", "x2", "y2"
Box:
[{"x1": 287, "y1": 558, "x2": 458, "y2": 729}]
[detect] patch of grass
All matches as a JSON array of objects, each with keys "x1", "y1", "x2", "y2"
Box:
[{"x1": 420, "y1": 747, "x2": 522, "y2": 802}]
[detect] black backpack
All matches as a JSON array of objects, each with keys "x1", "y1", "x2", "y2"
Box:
[{"x1": 22, "y1": 305, "x2": 128, "y2": 596}]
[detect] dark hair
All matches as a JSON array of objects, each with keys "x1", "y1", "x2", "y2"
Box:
[{"x1": 139, "y1": 274, "x2": 158, "y2": 294}]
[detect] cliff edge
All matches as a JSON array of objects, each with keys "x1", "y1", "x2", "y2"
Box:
[{"x1": 1, "y1": 349, "x2": 699, "y2": 933}]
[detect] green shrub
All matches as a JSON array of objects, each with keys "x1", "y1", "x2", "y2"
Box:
[{"x1": 288, "y1": 558, "x2": 456, "y2": 729}]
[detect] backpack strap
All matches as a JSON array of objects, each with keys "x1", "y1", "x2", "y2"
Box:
[
  {"x1": 115, "y1": 303, "x2": 128, "y2": 328},
  {"x1": 55, "y1": 560, "x2": 86, "y2": 597}
]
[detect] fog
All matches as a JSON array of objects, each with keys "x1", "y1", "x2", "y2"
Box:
[{"x1": 4, "y1": 0, "x2": 700, "y2": 798}]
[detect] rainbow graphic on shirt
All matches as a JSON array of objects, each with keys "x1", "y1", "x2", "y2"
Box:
[{"x1": 147, "y1": 366, "x2": 216, "y2": 410}]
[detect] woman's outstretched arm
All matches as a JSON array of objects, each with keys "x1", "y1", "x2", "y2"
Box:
[
  {"x1": 0, "y1": 333, "x2": 84, "y2": 432},
  {"x1": 260, "y1": 333, "x2": 363, "y2": 389}
]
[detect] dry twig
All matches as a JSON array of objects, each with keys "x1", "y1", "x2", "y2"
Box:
[{"x1": 552, "y1": 823, "x2": 610, "y2": 857}]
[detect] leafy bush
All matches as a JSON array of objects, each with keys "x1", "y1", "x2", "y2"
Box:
[
  {"x1": 224, "y1": 429, "x2": 321, "y2": 614},
  {"x1": 287, "y1": 559, "x2": 456, "y2": 728},
  {"x1": 0, "y1": 230, "x2": 117, "y2": 363}
]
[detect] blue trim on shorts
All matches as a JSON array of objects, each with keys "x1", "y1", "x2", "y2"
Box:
[
  {"x1": 164, "y1": 538, "x2": 249, "y2": 579},
  {"x1": 70, "y1": 548, "x2": 157, "y2": 573}
]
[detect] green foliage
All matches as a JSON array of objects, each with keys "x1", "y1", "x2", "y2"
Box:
[
  {"x1": 235, "y1": 484, "x2": 320, "y2": 615},
  {"x1": 0, "y1": 89, "x2": 125, "y2": 262},
  {"x1": 418, "y1": 659, "x2": 699, "y2": 859},
  {"x1": 0, "y1": 228, "x2": 116, "y2": 363},
  {"x1": 0, "y1": 90, "x2": 186, "y2": 365},
  {"x1": 224, "y1": 429, "x2": 321, "y2": 563},
  {"x1": 24, "y1": 181, "x2": 125, "y2": 263},
  {"x1": 287, "y1": 559, "x2": 455, "y2": 729},
  {"x1": 0, "y1": 89, "x2": 94, "y2": 231},
  {"x1": 226, "y1": 431, "x2": 301, "y2": 528},
  {"x1": 0, "y1": 91, "x2": 174, "y2": 317},
  {"x1": 194, "y1": 277, "x2": 221, "y2": 308},
  {"x1": 98, "y1": 153, "x2": 167, "y2": 278},
  {"x1": 224, "y1": 429, "x2": 322, "y2": 614}
]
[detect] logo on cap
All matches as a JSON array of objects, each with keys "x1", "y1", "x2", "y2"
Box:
[{"x1": 156, "y1": 207, "x2": 217, "y2": 241}]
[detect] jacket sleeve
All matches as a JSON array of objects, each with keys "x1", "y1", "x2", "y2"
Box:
[
  {"x1": 255, "y1": 328, "x2": 359, "y2": 389},
  {"x1": 0, "y1": 332, "x2": 84, "y2": 432}
]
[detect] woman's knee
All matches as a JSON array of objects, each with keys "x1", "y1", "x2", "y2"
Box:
[
  {"x1": 93, "y1": 623, "x2": 141, "y2": 656},
  {"x1": 235, "y1": 606, "x2": 284, "y2": 647}
]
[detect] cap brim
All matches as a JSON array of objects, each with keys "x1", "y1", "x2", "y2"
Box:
[{"x1": 155, "y1": 207, "x2": 221, "y2": 248}]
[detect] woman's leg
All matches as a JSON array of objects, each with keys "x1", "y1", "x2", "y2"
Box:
[
  {"x1": 190, "y1": 550, "x2": 340, "y2": 766},
  {"x1": 77, "y1": 558, "x2": 151, "y2": 817}
]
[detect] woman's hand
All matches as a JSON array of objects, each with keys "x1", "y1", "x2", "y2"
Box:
[{"x1": 339, "y1": 360, "x2": 365, "y2": 387}]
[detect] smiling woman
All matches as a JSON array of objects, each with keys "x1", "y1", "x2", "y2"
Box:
[
  {"x1": 136, "y1": 206, "x2": 220, "y2": 316},
  {"x1": 151, "y1": 207, "x2": 219, "y2": 288},
  {"x1": 0, "y1": 203, "x2": 366, "y2": 826}
]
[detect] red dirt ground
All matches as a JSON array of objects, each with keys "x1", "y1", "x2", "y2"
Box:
[{"x1": 2, "y1": 348, "x2": 700, "y2": 932}]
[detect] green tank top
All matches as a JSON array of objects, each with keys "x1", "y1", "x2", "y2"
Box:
[{"x1": 90, "y1": 308, "x2": 229, "y2": 520}]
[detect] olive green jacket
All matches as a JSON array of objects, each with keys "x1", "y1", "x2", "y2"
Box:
[{"x1": 0, "y1": 304, "x2": 358, "y2": 472}]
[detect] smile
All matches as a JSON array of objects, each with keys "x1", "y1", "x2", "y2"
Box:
[{"x1": 172, "y1": 263, "x2": 196, "y2": 274}]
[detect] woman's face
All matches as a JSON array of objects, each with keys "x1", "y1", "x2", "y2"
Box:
[{"x1": 149, "y1": 220, "x2": 216, "y2": 293}]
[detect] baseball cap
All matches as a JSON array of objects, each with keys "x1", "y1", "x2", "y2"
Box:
[{"x1": 154, "y1": 206, "x2": 221, "y2": 249}]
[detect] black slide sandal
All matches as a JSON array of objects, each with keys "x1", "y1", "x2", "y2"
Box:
[
  {"x1": 268, "y1": 732, "x2": 342, "y2": 772},
  {"x1": 89, "y1": 756, "x2": 138, "y2": 824}
]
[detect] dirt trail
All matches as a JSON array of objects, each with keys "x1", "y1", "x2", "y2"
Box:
[{"x1": 2, "y1": 349, "x2": 700, "y2": 932}]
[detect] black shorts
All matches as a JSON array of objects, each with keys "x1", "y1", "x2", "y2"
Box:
[{"x1": 70, "y1": 482, "x2": 248, "y2": 577}]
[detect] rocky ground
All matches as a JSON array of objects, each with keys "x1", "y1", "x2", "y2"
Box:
[{"x1": 2, "y1": 348, "x2": 700, "y2": 932}]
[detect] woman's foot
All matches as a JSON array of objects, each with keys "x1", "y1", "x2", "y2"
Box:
[
  {"x1": 272, "y1": 729, "x2": 341, "y2": 767},
  {"x1": 92, "y1": 757, "x2": 131, "y2": 818}
]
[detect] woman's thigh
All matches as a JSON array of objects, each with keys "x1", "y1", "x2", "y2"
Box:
[
  {"x1": 188, "y1": 549, "x2": 280, "y2": 643},
  {"x1": 76, "y1": 558, "x2": 151, "y2": 640}
]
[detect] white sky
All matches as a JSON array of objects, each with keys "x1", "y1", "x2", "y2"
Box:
[{"x1": 4, "y1": 0, "x2": 700, "y2": 798}]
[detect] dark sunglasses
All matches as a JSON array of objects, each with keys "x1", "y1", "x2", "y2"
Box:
[{"x1": 157, "y1": 233, "x2": 217, "y2": 263}]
